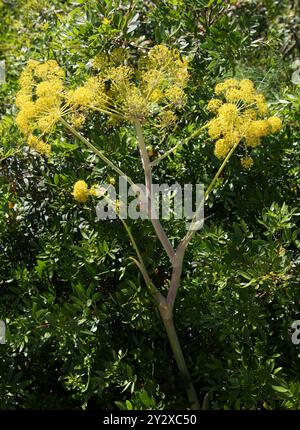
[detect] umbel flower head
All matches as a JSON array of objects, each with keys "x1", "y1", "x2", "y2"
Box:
[
  {"x1": 65, "y1": 44, "x2": 189, "y2": 123},
  {"x1": 206, "y1": 78, "x2": 282, "y2": 167},
  {"x1": 27, "y1": 134, "x2": 51, "y2": 157},
  {"x1": 72, "y1": 180, "x2": 99, "y2": 203},
  {"x1": 241, "y1": 156, "x2": 254, "y2": 170},
  {"x1": 15, "y1": 59, "x2": 66, "y2": 156},
  {"x1": 16, "y1": 46, "x2": 189, "y2": 154}
]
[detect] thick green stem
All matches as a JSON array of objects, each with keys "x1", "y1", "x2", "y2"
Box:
[
  {"x1": 134, "y1": 120, "x2": 175, "y2": 262},
  {"x1": 134, "y1": 119, "x2": 200, "y2": 409},
  {"x1": 63, "y1": 116, "x2": 201, "y2": 408},
  {"x1": 159, "y1": 302, "x2": 200, "y2": 410},
  {"x1": 167, "y1": 243, "x2": 185, "y2": 313}
]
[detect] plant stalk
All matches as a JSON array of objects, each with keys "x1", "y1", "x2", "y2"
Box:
[
  {"x1": 134, "y1": 119, "x2": 200, "y2": 409},
  {"x1": 159, "y1": 300, "x2": 200, "y2": 410},
  {"x1": 134, "y1": 120, "x2": 175, "y2": 262}
]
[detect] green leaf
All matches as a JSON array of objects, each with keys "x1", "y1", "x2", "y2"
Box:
[
  {"x1": 125, "y1": 400, "x2": 133, "y2": 410},
  {"x1": 272, "y1": 386, "x2": 289, "y2": 393}
]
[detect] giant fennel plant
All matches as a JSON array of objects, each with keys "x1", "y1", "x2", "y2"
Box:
[{"x1": 15, "y1": 45, "x2": 282, "y2": 409}]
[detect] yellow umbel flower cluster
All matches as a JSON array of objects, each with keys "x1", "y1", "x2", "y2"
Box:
[
  {"x1": 16, "y1": 46, "x2": 189, "y2": 145},
  {"x1": 241, "y1": 156, "x2": 254, "y2": 170},
  {"x1": 141, "y1": 45, "x2": 189, "y2": 108},
  {"x1": 16, "y1": 59, "x2": 65, "y2": 155},
  {"x1": 72, "y1": 180, "x2": 98, "y2": 203},
  {"x1": 207, "y1": 78, "x2": 282, "y2": 161},
  {"x1": 27, "y1": 134, "x2": 51, "y2": 157},
  {"x1": 67, "y1": 76, "x2": 108, "y2": 110},
  {"x1": 66, "y1": 45, "x2": 189, "y2": 123}
]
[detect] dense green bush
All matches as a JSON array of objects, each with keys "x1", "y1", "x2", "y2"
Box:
[{"x1": 0, "y1": 0, "x2": 299, "y2": 410}]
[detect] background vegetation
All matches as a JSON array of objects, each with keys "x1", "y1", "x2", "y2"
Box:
[{"x1": 0, "y1": 0, "x2": 299, "y2": 409}]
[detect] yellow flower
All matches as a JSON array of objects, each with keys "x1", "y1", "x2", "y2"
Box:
[
  {"x1": 16, "y1": 110, "x2": 35, "y2": 134},
  {"x1": 27, "y1": 134, "x2": 39, "y2": 147},
  {"x1": 70, "y1": 113, "x2": 86, "y2": 128},
  {"x1": 207, "y1": 77, "x2": 282, "y2": 161},
  {"x1": 255, "y1": 94, "x2": 268, "y2": 115},
  {"x1": 215, "y1": 78, "x2": 238, "y2": 95},
  {"x1": 35, "y1": 141, "x2": 51, "y2": 156},
  {"x1": 242, "y1": 108, "x2": 257, "y2": 120},
  {"x1": 245, "y1": 120, "x2": 270, "y2": 138},
  {"x1": 68, "y1": 87, "x2": 94, "y2": 107},
  {"x1": 20, "y1": 101, "x2": 37, "y2": 117},
  {"x1": 15, "y1": 92, "x2": 32, "y2": 108},
  {"x1": 214, "y1": 138, "x2": 231, "y2": 159},
  {"x1": 27, "y1": 134, "x2": 51, "y2": 156},
  {"x1": 142, "y1": 69, "x2": 165, "y2": 101},
  {"x1": 19, "y1": 70, "x2": 34, "y2": 88},
  {"x1": 140, "y1": 45, "x2": 189, "y2": 110},
  {"x1": 27, "y1": 59, "x2": 40, "y2": 70},
  {"x1": 224, "y1": 78, "x2": 239, "y2": 87},
  {"x1": 175, "y1": 58, "x2": 189, "y2": 87},
  {"x1": 124, "y1": 87, "x2": 148, "y2": 120},
  {"x1": 207, "y1": 118, "x2": 222, "y2": 139},
  {"x1": 239, "y1": 79, "x2": 255, "y2": 92},
  {"x1": 149, "y1": 89, "x2": 164, "y2": 102},
  {"x1": 102, "y1": 17, "x2": 111, "y2": 25},
  {"x1": 267, "y1": 116, "x2": 282, "y2": 132},
  {"x1": 107, "y1": 66, "x2": 133, "y2": 99},
  {"x1": 16, "y1": 59, "x2": 65, "y2": 138},
  {"x1": 15, "y1": 45, "x2": 189, "y2": 128},
  {"x1": 207, "y1": 98, "x2": 223, "y2": 112},
  {"x1": 165, "y1": 85, "x2": 186, "y2": 107},
  {"x1": 218, "y1": 103, "x2": 239, "y2": 120},
  {"x1": 72, "y1": 180, "x2": 90, "y2": 203},
  {"x1": 34, "y1": 102, "x2": 61, "y2": 132},
  {"x1": 34, "y1": 95, "x2": 61, "y2": 112},
  {"x1": 214, "y1": 82, "x2": 227, "y2": 95},
  {"x1": 245, "y1": 137, "x2": 261, "y2": 148},
  {"x1": 241, "y1": 156, "x2": 254, "y2": 170},
  {"x1": 34, "y1": 60, "x2": 65, "y2": 79},
  {"x1": 36, "y1": 79, "x2": 63, "y2": 97},
  {"x1": 147, "y1": 45, "x2": 175, "y2": 68},
  {"x1": 224, "y1": 130, "x2": 240, "y2": 146},
  {"x1": 225, "y1": 88, "x2": 242, "y2": 103},
  {"x1": 89, "y1": 184, "x2": 99, "y2": 197},
  {"x1": 158, "y1": 110, "x2": 177, "y2": 129}
]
